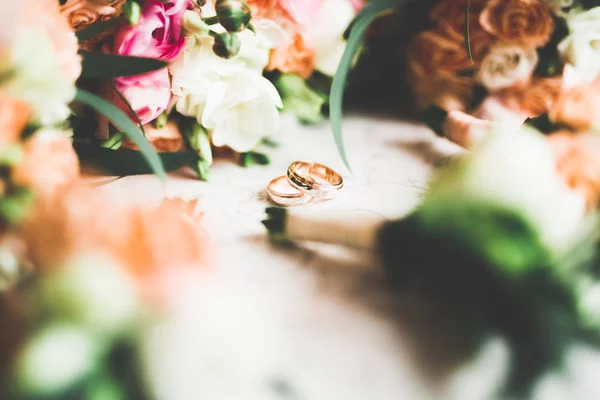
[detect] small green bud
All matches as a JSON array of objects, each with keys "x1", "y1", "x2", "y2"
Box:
[
  {"x1": 155, "y1": 112, "x2": 168, "y2": 129},
  {"x1": 212, "y1": 32, "x2": 241, "y2": 59},
  {"x1": 0, "y1": 143, "x2": 24, "y2": 166},
  {"x1": 124, "y1": 1, "x2": 142, "y2": 26},
  {"x1": 215, "y1": 0, "x2": 252, "y2": 32}
]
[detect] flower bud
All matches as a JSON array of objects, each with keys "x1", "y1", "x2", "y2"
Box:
[
  {"x1": 215, "y1": 0, "x2": 252, "y2": 32},
  {"x1": 182, "y1": 9, "x2": 210, "y2": 35},
  {"x1": 212, "y1": 32, "x2": 241, "y2": 59}
]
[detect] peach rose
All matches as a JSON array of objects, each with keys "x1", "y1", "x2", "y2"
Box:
[
  {"x1": 60, "y1": 0, "x2": 127, "y2": 30},
  {"x1": 495, "y1": 76, "x2": 563, "y2": 118},
  {"x1": 430, "y1": 0, "x2": 494, "y2": 62},
  {"x1": 21, "y1": 0, "x2": 81, "y2": 83},
  {"x1": 480, "y1": 0, "x2": 554, "y2": 49},
  {"x1": 267, "y1": 33, "x2": 315, "y2": 79},
  {"x1": 547, "y1": 132, "x2": 600, "y2": 210},
  {"x1": 11, "y1": 130, "x2": 80, "y2": 198},
  {"x1": 122, "y1": 121, "x2": 185, "y2": 153},
  {"x1": 550, "y1": 77, "x2": 600, "y2": 131},
  {"x1": 0, "y1": 97, "x2": 30, "y2": 146}
]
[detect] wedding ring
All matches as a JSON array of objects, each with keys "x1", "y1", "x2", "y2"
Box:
[
  {"x1": 287, "y1": 161, "x2": 343, "y2": 200},
  {"x1": 267, "y1": 176, "x2": 312, "y2": 206}
]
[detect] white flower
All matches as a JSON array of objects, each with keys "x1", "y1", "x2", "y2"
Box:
[
  {"x1": 304, "y1": 0, "x2": 356, "y2": 76},
  {"x1": 429, "y1": 124, "x2": 587, "y2": 254},
  {"x1": 40, "y1": 254, "x2": 139, "y2": 337},
  {"x1": 1, "y1": 29, "x2": 75, "y2": 126},
  {"x1": 544, "y1": 0, "x2": 576, "y2": 16},
  {"x1": 202, "y1": 70, "x2": 282, "y2": 152},
  {"x1": 171, "y1": 29, "x2": 282, "y2": 152},
  {"x1": 559, "y1": 7, "x2": 600, "y2": 83},
  {"x1": 477, "y1": 44, "x2": 539, "y2": 91},
  {"x1": 16, "y1": 324, "x2": 101, "y2": 397}
]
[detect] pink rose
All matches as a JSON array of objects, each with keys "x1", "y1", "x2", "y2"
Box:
[
  {"x1": 110, "y1": 0, "x2": 190, "y2": 124},
  {"x1": 349, "y1": 0, "x2": 364, "y2": 12},
  {"x1": 112, "y1": 69, "x2": 171, "y2": 126}
]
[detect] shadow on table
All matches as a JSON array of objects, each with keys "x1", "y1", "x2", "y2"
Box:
[{"x1": 247, "y1": 233, "x2": 477, "y2": 391}]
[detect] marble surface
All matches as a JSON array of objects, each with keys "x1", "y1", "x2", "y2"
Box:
[{"x1": 99, "y1": 116, "x2": 600, "y2": 400}]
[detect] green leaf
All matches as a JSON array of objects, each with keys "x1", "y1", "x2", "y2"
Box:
[
  {"x1": 330, "y1": 0, "x2": 418, "y2": 170},
  {"x1": 80, "y1": 51, "x2": 168, "y2": 79},
  {"x1": 465, "y1": 0, "x2": 473, "y2": 63},
  {"x1": 74, "y1": 89, "x2": 166, "y2": 178},
  {"x1": 76, "y1": 18, "x2": 121, "y2": 43},
  {"x1": 74, "y1": 143, "x2": 197, "y2": 176}
]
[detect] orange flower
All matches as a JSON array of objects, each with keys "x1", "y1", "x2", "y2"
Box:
[
  {"x1": 495, "y1": 77, "x2": 563, "y2": 118},
  {"x1": 22, "y1": 186, "x2": 209, "y2": 290},
  {"x1": 246, "y1": 0, "x2": 278, "y2": 18},
  {"x1": 547, "y1": 132, "x2": 600, "y2": 210},
  {"x1": 0, "y1": 97, "x2": 30, "y2": 146},
  {"x1": 60, "y1": 0, "x2": 127, "y2": 31},
  {"x1": 267, "y1": 33, "x2": 315, "y2": 79},
  {"x1": 122, "y1": 121, "x2": 185, "y2": 153},
  {"x1": 21, "y1": 0, "x2": 81, "y2": 82},
  {"x1": 480, "y1": 0, "x2": 554, "y2": 49},
  {"x1": 430, "y1": 0, "x2": 494, "y2": 62},
  {"x1": 11, "y1": 130, "x2": 80, "y2": 198},
  {"x1": 550, "y1": 77, "x2": 600, "y2": 131},
  {"x1": 406, "y1": 31, "x2": 475, "y2": 77}
]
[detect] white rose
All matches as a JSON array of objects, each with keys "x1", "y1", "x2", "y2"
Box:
[
  {"x1": 1, "y1": 30, "x2": 75, "y2": 126},
  {"x1": 171, "y1": 30, "x2": 282, "y2": 152},
  {"x1": 476, "y1": 45, "x2": 539, "y2": 91},
  {"x1": 304, "y1": 0, "x2": 356, "y2": 76},
  {"x1": 558, "y1": 7, "x2": 600, "y2": 83},
  {"x1": 429, "y1": 124, "x2": 587, "y2": 254}
]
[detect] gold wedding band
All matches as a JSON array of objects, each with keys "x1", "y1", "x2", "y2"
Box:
[
  {"x1": 287, "y1": 161, "x2": 343, "y2": 200},
  {"x1": 267, "y1": 175, "x2": 312, "y2": 206}
]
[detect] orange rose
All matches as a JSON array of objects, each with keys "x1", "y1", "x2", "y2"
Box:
[
  {"x1": 60, "y1": 0, "x2": 127, "y2": 30},
  {"x1": 11, "y1": 130, "x2": 80, "y2": 198},
  {"x1": 406, "y1": 31, "x2": 474, "y2": 76},
  {"x1": 22, "y1": 186, "x2": 209, "y2": 296},
  {"x1": 430, "y1": 0, "x2": 494, "y2": 62},
  {"x1": 21, "y1": 0, "x2": 82, "y2": 82},
  {"x1": 122, "y1": 121, "x2": 185, "y2": 153},
  {"x1": 0, "y1": 98, "x2": 30, "y2": 146},
  {"x1": 547, "y1": 132, "x2": 600, "y2": 210},
  {"x1": 267, "y1": 33, "x2": 315, "y2": 79},
  {"x1": 495, "y1": 77, "x2": 563, "y2": 118},
  {"x1": 550, "y1": 77, "x2": 600, "y2": 131},
  {"x1": 480, "y1": 0, "x2": 554, "y2": 49}
]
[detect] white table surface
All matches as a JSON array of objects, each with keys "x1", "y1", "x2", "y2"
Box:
[{"x1": 98, "y1": 115, "x2": 600, "y2": 400}]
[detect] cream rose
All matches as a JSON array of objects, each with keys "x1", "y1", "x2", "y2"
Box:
[
  {"x1": 558, "y1": 7, "x2": 600, "y2": 83},
  {"x1": 477, "y1": 45, "x2": 539, "y2": 91}
]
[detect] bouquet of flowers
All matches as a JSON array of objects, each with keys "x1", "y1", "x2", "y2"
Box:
[
  {"x1": 405, "y1": 0, "x2": 600, "y2": 149},
  {"x1": 60, "y1": 0, "x2": 362, "y2": 179}
]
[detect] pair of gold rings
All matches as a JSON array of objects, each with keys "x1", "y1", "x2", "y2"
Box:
[{"x1": 267, "y1": 161, "x2": 344, "y2": 207}]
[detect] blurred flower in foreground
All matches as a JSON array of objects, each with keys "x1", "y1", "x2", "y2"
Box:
[{"x1": 0, "y1": 0, "x2": 81, "y2": 125}]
